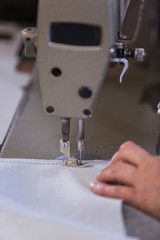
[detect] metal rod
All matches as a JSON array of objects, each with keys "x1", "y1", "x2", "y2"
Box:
[
  {"x1": 78, "y1": 119, "x2": 85, "y2": 161},
  {"x1": 62, "y1": 118, "x2": 70, "y2": 142},
  {"x1": 78, "y1": 119, "x2": 85, "y2": 141}
]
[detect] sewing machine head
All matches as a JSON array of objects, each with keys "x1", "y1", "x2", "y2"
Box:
[{"x1": 22, "y1": 0, "x2": 146, "y2": 163}]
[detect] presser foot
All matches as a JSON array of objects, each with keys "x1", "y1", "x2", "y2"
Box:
[
  {"x1": 63, "y1": 159, "x2": 92, "y2": 168},
  {"x1": 63, "y1": 158, "x2": 92, "y2": 168},
  {"x1": 60, "y1": 139, "x2": 92, "y2": 167}
]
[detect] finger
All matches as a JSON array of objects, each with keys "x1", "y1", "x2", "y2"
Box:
[
  {"x1": 110, "y1": 141, "x2": 150, "y2": 167},
  {"x1": 97, "y1": 161, "x2": 136, "y2": 186},
  {"x1": 90, "y1": 182, "x2": 134, "y2": 202}
]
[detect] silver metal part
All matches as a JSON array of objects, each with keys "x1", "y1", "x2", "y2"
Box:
[
  {"x1": 111, "y1": 57, "x2": 129, "y2": 83},
  {"x1": 110, "y1": 43, "x2": 146, "y2": 82},
  {"x1": 62, "y1": 118, "x2": 70, "y2": 142},
  {"x1": 60, "y1": 139, "x2": 92, "y2": 168},
  {"x1": 78, "y1": 119, "x2": 85, "y2": 161},
  {"x1": 60, "y1": 139, "x2": 71, "y2": 161},
  {"x1": 21, "y1": 27, "x2": 37, "y2": 58},
  {"x1": 134, "y1": 48, "x2": 146, "y2": 61}
]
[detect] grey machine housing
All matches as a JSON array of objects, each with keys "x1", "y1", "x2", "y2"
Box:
[{"x1": 37, "y1": 0, "x2": 130, "y2": 119}]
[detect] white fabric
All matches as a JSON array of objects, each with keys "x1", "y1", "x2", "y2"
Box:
[{"x1": 0, "y1": 158, "x2": 138, "y2": 240}]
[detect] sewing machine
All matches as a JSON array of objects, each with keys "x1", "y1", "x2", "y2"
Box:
[
  {"x1": 0, "y1": 1, "x2": 160, "y2": 238},
  {"x1": 17, "y1": 0, "x2": 145, "y2": 165},
  {"x1": 1, "y1": 0, "x2": 159, "y2": 163}
]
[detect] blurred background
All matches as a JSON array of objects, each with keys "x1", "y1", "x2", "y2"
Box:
[{"x1": 0, "y1": 0, "x2": 38, "y2": 23}]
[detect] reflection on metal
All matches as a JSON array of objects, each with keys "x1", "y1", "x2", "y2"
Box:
[{"x1": 110, "y1": 43, "x2": 146, "y2": 83}]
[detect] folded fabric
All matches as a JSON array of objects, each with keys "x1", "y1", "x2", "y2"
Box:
[{"x1": 0, "y1": 159, "x2": 138, "y2": 240}]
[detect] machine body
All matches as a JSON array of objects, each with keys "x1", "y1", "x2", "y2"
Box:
[{"x1": 21, "y1": 0, "x2": 146, "y2": 163}]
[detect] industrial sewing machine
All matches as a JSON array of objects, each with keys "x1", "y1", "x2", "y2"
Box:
[
  {"x1": 2, "y1": 0, "x2": 160, "y2": 163},
  {"x1": 1, "y1": 1, "x2": 160, "y2": 238},
  {"x1": 17, "y1": 0, "x2": 146, "y2": 165}
]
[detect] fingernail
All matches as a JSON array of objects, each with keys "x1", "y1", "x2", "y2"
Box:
[
  {"x1": 90, "y1": 182, "x2": 96, "y2": 191},
  {"x1": 158, "y1": 108, "x2": 160, "y2": 116},
  {"x1": 96, "y1": 171, "x2": 102, "y2": 178},
  {"x1": 111, "y1": 151, "x2": 118, "y2": 161}
]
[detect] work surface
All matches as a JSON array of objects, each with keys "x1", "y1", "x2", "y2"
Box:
[{"x1": 0, "y1": 158, "x2": 159, "y2": 240}]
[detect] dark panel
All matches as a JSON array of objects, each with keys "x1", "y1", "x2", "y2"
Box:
[{"x1": 50, "y1": 22, "x2": 101, "y2": 46}]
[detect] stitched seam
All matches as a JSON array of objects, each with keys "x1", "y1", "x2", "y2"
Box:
[{"x1": 0, "y1": 161, "x2": 64, "y2": 166}]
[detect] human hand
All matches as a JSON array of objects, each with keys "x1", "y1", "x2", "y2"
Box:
[{"x1": 90, "y1": 141, "x2": 160, "y2": 220}]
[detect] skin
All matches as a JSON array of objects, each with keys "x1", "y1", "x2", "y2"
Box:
[{"x1": 91, "y1": 103, "x2": 160, "y2": 220}]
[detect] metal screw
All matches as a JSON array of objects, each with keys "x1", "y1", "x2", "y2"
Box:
[
  {"x1": 83, "y1": 109, "x2": 92, "y2": 117},
  {"x1": 134, "y1": 48, "x2": 146, "y2": 62}
]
